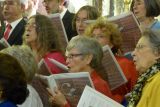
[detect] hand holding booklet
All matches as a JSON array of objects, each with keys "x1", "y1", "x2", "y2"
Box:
[
  {"x1": 39, "y1": 72, "x2": 94, "y2": 107},
  {"x1": 77, "y1": 86, "x2": 124, "y2": 107}
]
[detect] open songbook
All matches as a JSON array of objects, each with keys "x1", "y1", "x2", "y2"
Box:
[
  {"x1": 101, "y1": 45, "x2": 127, "y2": 90},
  {"x1": 48, "y1": 13, "x2": 68, "y2": 51},
  {"x1": 39, "y1": 72, "x2": 94, "y2": 107},
  {"x1": 77, "y1": 86, "x2": 124, "y2": 107},
  {"x1": 0, "y1": 38, "x2": 10, "y2": 50},
  {"x1": 108, "y1": 12, "x2": 141, "y2": 53},
  {"x1": 38, "y1": 59, "x2": 52, "y2": 76}
]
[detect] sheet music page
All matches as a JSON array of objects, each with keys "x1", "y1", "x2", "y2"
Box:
[
  {"x1": 100, "y1": 45, "x2": 127, "y2": 90},
  {"x1": 77, "y1": 86, "x2": 124, "y2": 107},
  {"x1": 108, "y1": 12, "x2": 141, "y2": 53},
  {"x1": 47, "y1": 72, "x2": 94, "y2": 107},
  {"x1": 48, "y1": 13, "x2": 68, "y2": 51}
]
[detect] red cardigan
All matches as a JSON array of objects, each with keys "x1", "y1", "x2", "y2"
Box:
[
  {"x1": 43, "y1": 51, "x2": 66, "y2": 74},
  {"x1": 90, "y1": 71, "x2": 113, "y2": 98},
  {"x1": 112, "y1": 56, "x2": 138, "y2": 103}
]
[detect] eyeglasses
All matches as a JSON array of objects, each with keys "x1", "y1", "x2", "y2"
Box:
[
  {"x1": 94, "y1": 35, "x2": 106, "y2": 40},
  {"x1": 25, "y1": 23, "x2": 36, "y2": 29},
  {"x1": 76, "y1": 18, "x2": 88, "y2": 24},
  {"x1": 66, "y1": 53, "x2": 84, "y2": 59},
  {"x1": 135, "y1": 44, "x2": 150, "y2": 50}
]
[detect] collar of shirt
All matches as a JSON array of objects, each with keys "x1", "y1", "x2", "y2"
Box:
[
  {"x1": 60, "y1": 8, "x2": 67, "y2": 19},
  {"x1": 5, "y1": 18, "x2": 23, "y2": 37}
]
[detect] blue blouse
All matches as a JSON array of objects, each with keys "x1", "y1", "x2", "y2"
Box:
[
  {"x1": 0, "y1": 100, "x2": 17, "y2": 107},
  {"x1": 151, "y1": 20, "x2": 160, "y2": 29}
]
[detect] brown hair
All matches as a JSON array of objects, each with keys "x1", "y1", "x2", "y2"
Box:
[
  {"x1": 72, "y1": 5, "x2": 100, "y2": 30},
  {"x1": 0, "y1": 53, "x2": 29, "y2": 105},
  {"x1": 144, "y1": 0, "x2": 160, "y2": 17},
  {"x1": 24, "y1": 14, "x2": 63, "y2": 57},
  {"x1": 131, "y1": 0, "x2": 160, "y2": 17},
  {"x1": 85, "y1": 17, "x2": 123, "y2": 54}
]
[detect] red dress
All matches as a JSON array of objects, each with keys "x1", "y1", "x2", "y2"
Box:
[
  {"x1": 90, "y1": 71, "x2": 113, "y2": 98},
  {"x1": 43, "y1": 51, "x2": 66, "y2": 74},
  {"x1": 112, "y1": 55, "x2": 138, "y2": 103}
]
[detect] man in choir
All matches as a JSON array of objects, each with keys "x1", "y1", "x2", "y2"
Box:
[
  {"x1": 1, "y1": 0, "x2": 27, "y2": 45},
  {"x1": 24, "y1": 0, "x2": 39, "y2": 18},
  {"x1": 43, "y1": 0, "x2": 77, "y2": 40}
]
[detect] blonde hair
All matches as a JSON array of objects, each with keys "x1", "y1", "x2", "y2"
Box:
[
  {"x1": 1, "y1": 45, "x2": 37, "y2": 83},
  {"x1": 85, "y1": 17, "x2": 123, "y2": 52}
]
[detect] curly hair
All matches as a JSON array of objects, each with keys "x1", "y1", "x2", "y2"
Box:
[
  {"x1": 85, "y1": 17, "x2": 123, "y2": 53},
  {"x1": 0, "y1": 53, "x2": 29, "y2": 105}
]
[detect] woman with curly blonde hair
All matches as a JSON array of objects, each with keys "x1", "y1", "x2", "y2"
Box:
[{"x1": 85, "y1": 17, "x2": 138, "y2": 104}]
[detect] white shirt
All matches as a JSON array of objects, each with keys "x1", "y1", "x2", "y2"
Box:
[
  {"x1": 60, "y1": 8, "x2": 67, "y2": 19},
  {"x1": 5, "y1": 18, "x2": 22, "y2": 38},
  {"x1": 18, "y1": 84, "x2": 43, "y2": 107}
]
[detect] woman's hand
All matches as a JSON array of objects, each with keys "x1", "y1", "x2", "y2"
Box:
[{"x1": 47, "y1": 88, "x2": 68, "y2": 107}]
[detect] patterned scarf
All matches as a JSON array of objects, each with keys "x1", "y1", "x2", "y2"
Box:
[{"x1": 127, "y1": 61, "x2": 160, "y2": 107}]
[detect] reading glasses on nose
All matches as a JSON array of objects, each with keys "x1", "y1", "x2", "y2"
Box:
[
  {"x1": 76, "y1": 18, "x2": 88, "y2": 23},
  {"x1": 135, "y1": 44, "x2": 150, "y2": 50},
  {"x1": 25, "y1": 23, "x2": 36, "y2": 28},
  {"x1": 94, "y1": 35, "x2": 106, "y2": 39},
  {"x1": 66, "y1": 53, "x2": 84, "y2": 59}
]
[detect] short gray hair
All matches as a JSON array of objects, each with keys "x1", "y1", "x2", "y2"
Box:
[
  {"x1": 143, "y1": 29, "x2": 160, "y2": 55},
  {"x1": 66, "y1": 36, "x2": 103, "y2": 69},
  {"x1": 1, "y1": 45, "x2": 37, "y2": 83}
]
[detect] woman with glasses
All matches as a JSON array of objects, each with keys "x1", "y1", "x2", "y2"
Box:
[
  {"x1": 85, "y1": 17, "x2": 138, "y2": 104},
  {"x1": 23, "y1": 14, "x2": 66, "y2": 74},
  {"x1": 72, "y1": 5, "x2": 100, "y2": 36},
  {"x1": 48, "y1": 36, "x2": 113, "y2": 107},
  {"x1": 128, "y1": 29, "x2": 160, "y2": 107}
]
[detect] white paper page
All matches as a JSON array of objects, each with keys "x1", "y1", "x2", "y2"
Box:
[{"x1": 77, "y1": 86, "x2": 124, "y2": 107}]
